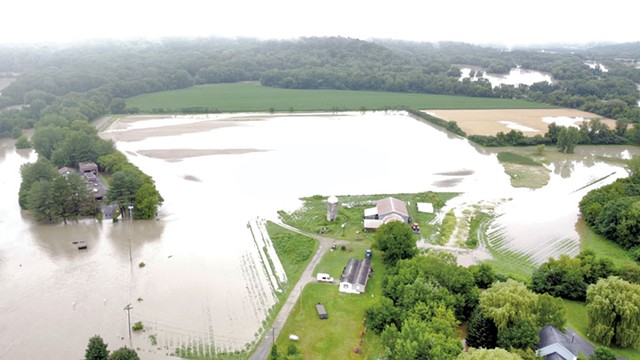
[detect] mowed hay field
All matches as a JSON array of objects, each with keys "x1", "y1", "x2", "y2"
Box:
[
  {"x1": 126, "y1": 82, "x2": 554, "y2": 112},
  {"x1": 427, "y1": 109, "x2": 616, "y2": 136}
]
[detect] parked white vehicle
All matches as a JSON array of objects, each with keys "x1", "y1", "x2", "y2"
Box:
[{"x1": 316, "y1": 273, "x2": 334, "y2": 283}]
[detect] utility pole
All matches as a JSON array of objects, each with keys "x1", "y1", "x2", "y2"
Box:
[{"x1": 124, "y1": 303, "x2": 133, "y2": 348}]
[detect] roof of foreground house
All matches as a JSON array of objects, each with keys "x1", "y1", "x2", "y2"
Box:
[{"x1": 538, "y1": 326, "x2": 596, "y2": 360}]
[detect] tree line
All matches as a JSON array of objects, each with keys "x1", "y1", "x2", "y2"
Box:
[
  {"x1": 1, "y1": 37, "x2": 639, "y2": 140},
  {"x1": 362, "y1": 221, "x2": 640, "y2": 359},
  {"x1": 19, "y1": 118, "x2": 163, "y2": 222}
]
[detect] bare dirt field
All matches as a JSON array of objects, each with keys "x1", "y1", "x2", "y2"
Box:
[{"x1": 425, "y1": 109, "x2": 615, "y2": 136}]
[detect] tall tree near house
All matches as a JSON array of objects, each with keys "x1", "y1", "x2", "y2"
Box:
[
  {"x1": 466, "y1": 307, "x2": 498, "y2": 349},
  {"x1": 374, "y1": 221, "x2": 417, "y2": 266},
  {"x1": 105, "y1": 167, "x2": 143, "y2": 218},
  {"x1": 479, "y1": 279, "x2": 537, "y2": 331},
  {"x1": 586, "y1": 276, "x2": 640, "y2": 347}
]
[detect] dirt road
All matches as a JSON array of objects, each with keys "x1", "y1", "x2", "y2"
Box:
[{"x1": 249, "y1": 223, "x2": 347, "y2": 360}]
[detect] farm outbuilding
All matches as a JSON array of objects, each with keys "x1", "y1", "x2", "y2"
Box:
[
  {"x1": 339, "y1": 258, "x2": 371, "y2": 294},
  {"x1": 79, "y1": 161, "x2": 98, "y2": 175},
  {"x1": 326, "y1": 195, "x2": 338, "y2": 221},
  {"x1": 363, "y1": 197, "x2": 410, "y2": 231}
]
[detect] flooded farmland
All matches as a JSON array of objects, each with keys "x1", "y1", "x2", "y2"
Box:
[{"x1": 0, "y1": 111, "x2": 636, "y2": 359}]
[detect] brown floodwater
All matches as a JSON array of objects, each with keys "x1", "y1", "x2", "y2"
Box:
[{"x1": 0, "y1": 112, "x2": 635, "y2": 359}]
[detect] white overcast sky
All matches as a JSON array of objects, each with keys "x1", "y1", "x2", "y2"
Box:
[{"x1": 1, "y1": 0, "x2": 638, "y2": 46}]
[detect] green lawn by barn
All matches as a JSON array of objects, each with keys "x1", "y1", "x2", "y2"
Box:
[{"x1": 126, "y1": 81, "x2": 555, "y2": 113}]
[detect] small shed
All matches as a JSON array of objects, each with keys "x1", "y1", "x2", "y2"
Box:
[{"x1": 316, "y1": 303, "x2": 328, "y2": 319}]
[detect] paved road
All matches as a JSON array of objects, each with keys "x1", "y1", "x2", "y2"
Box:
[{"x1": 249, "y1": 223, "x2": 348, "y2": 360}]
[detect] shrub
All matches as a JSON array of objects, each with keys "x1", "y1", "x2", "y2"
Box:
[{"x1": 132, "y1": 321, "x2": 143, "y2": 331}]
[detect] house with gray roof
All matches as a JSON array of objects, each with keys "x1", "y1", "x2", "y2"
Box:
[
  {"x1": 537, "y1": 326, "x2": 596, "y2": 360},
  {"x1": 339, "y1": 258, "x2": 371, "y2": 294}
]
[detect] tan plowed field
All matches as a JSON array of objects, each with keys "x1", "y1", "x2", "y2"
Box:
[{"x1": 425, "y1": 109, "x2": 615, "y2": 136}]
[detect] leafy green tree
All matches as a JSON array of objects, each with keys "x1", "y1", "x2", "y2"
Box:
[
  {"x1": 480, "y1": 279, "x2": 537, "y2": 330},
  {"x1": 381, "y1": 315, "x2": 462, "y2": 360},
  {"x1": 458, "y1": 347, "x2": 522, "y2": 359},
  {"x1": 589, "y1": 346, "x2": 616, "y2": 360},
  {"x1": 134, "y1": 182, "x2": 163, "y2": 220},
  {"x1": 98, "y1": 151, "x2": 130, "y2": 174},
  {"x1": 586, "y1": 276, "x2": 640, "y2": 347},
  {"x1": 105, "y1": 168, "x2": 143, "y2": 217},
  {"x1": 27, "y1": 180, "x2": 58, "y2": 222},
  {"x1": 18, "y1": 157, "x2": 58, "y2": 208},
  {"x1": 627, "y1": 155, "x2": 640, "y2": 177},
  {"x1": 534, "y1": 293, "x2": 566, "y2": 329},
  {"x1": 466, "y1": 307, "x2": 498, "y2": 349},
  {"x1": 31, "y1": 125, "x2": 68, "y2": 159},
  {"x1": 108, "y1": 347, "x2": 139, "y2": 360},
  {"x1": 468, "y1": 263, "x2": 496, "y2": 289},
  {"x1": 365, "y1": 296, "x2": 399, "y2": 334},
  {"x1": 531, "y1": 255, "x2": 588, "y2": 300},
  {"x1": 84, "y1": 335, "x2": 109, "y2": 360},
  {"x1": 496, "y1": 320, "x2": 539, "y2": 350},
  {"x1": 557, "y1": 126, "x2": 581, "y2": 153},
  {"x1": 383, "y1": 252, "x2": 478, "y2": 321},
  {"x1": 15, "y1": 134, "x2": 31, "y2": 149},
  {"x1": 374, "y1": 221, "x2": 417, "y2": 266}
]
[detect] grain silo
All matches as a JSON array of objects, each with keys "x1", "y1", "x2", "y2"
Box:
[{"x1": 326, "y1": 195, "x2": 338, "y2": 221}]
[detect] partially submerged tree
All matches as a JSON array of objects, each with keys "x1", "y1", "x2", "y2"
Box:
[
  {"x1": 84, "y1": 335, "x2": 109, "y2": 360},
  {"x1": 108, "y1": 347, "x2": 140, "y2": 360}
]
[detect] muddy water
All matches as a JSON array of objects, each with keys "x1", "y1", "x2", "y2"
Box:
[{"x1": 0, "y1": 112, "x2": 634, "y2": 359}]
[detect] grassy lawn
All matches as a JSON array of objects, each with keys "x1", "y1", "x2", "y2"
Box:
[
  {"x1": 275, "y1": 241, "x2": 386, "y2": 360},
  {"x1": 575, "y1": 220, "x2": 636, "y2": 268},
  {"x1": 126, "y1": 82, "x2": 553, "y2": 113},
  {"x1": 278, "y1": 192, "x2": 457, "y2": 243},
  {"x1": 267, "y1": 221, "x2": 318, "y2": 291},
  {"x1": 563, "y1": 299, "x2": 640, "y2": 360}
]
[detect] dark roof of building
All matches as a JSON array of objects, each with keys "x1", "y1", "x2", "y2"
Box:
[
  {"x1": 377, "y1": 197, "x2": 408, "y2": 218},
  {"x1": 78, "y1": 162, "x2": 98, "y2": 172},
  {"x1": 340, "y1": 258, "x2": 371, "y2": 287},
  {"x1": 538, "y1": 326, "x2": 596, "y2": 360},
  {"x1": 58, "y1": 167, "x2": 76, "y2": 175}
]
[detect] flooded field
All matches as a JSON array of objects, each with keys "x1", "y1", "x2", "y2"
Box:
[
  {"x1": 426, "y1": 109, "x2": 615, "y2": 136},
  {"x1": 459, "y1": 66, "x2": 553, "y2": 87},
  {"x1": 0, "y1": 111, "x2": 636, "y2": 359}
]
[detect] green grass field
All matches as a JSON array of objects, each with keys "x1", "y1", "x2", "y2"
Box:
[
  {"x1": 125, "y1": 82, "x2": 554, "y2": 113},
  {"x1": 278, "y1": 192, "x2": 457, "y2": 243},
  {"x1": 275, "y1": 241, "x2": 386, "y2": 360}
]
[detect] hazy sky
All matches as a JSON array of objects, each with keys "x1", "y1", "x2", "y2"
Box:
[{"x1": 2, "y1": 0, "x2": 638, "y2": 46}]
